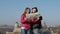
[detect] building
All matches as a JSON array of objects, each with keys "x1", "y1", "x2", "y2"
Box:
[
  {"x1": 41, "y1": 22, "x2": 51, "y2": 34},
  {"x1": 6, "y1": 22, "x2": 21, "y2": 34},
  {"x1": 0, "y1": 25, "x2": 13, "y2": 34},
  {"x1": 49, "y1": 25, "x2": 60, "y2": 34}
]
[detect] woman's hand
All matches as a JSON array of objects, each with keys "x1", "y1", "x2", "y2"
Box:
[
  {"x1": 25, "y1": 18, "x2": 27, "y2": 20},
  {"x1": 37, "y1": 14, "x2": 40, "y2": 20}
]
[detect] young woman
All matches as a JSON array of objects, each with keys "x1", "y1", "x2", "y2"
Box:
[
  {"x1": 31, "y1": 7, "x2": 42, "y2": 34},
  {"x1": 21, "y1": 7, "x2": 31, "y2": 34}
]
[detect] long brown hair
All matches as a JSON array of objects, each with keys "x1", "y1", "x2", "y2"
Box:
[{"x1": 23, "y1": 7, "x2": 30, "y2": 16}]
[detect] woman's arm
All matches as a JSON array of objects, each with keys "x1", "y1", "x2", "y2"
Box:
[
  {"x1": 21, "y1": 15, "x2": 26, "y2": 23},
  {"x1": 21, "y1": 15, "x2": 30, "y2": 24},
  {"x1": 31, "y1": 14, "x2": 42, "y2": 23},
  {"x1": 31, "y1": 18, "x2": 39, "y2": 23},
  {"x1": 39, "y1": 16, "x2": 42, "y2": 20}
]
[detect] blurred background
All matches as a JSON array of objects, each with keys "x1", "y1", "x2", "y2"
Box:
[{"x1": 0, "y1": 0, "x2": 60, "y2": 34}]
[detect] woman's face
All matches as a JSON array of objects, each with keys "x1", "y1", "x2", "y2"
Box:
[
  {"x1": 26, "y1": 9, "x2": 30, "y2": 14},
  {"x1": 32, "y1": 9, "x2": 36, "y2": 13}
]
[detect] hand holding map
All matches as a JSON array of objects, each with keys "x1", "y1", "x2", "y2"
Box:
[{"x1": 26, "y1": 13, "x2": 40, "y2": 20}]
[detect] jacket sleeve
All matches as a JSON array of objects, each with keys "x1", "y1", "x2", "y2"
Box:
[
  {"x1": 21, "y1": 15, "x2": 30, "y2": 24},
  {"x1": 39, "y1": 16, "x2": 42, "y2": 20},
  {"x1": 32, "y1": 19, "x2": 39, "y2": 23},
  {"x1": 21, "y1": 15, "x2": 26, "y2": 23}
]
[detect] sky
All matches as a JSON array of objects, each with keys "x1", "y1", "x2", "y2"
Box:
[{"x1": 0, "y1": 0, "x2": 60, "y2": 26}]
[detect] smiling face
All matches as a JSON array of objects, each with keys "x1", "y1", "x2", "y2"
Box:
[
  {"x1": 32, "y1": 9, "x2": 36, "y2": 13},
  {"x1": 26, "y1": 9, "x2": 30, "y2": 14},
  {"x1": 32, "y1": 7, "x2": 38, "y2": 13},
  {"x1": 23, "y1": 8, "x2": 30, "y2": 16}
]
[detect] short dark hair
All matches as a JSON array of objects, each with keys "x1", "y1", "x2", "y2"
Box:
[{"x1": 32, "y1": 7, "x2": 38, "y2": 12}]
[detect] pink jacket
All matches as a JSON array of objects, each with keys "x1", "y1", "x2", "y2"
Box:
[
  {"x1": 21, "y1": 14, "x2": 39, "y2": 29},
  {"x1": 21, "y1": 14, "x2": 31, "y2": 29}
]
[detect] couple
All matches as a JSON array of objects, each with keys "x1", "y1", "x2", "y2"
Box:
[{"x1": 21, "y1": 7, "x2": 42, "y2": 34}]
